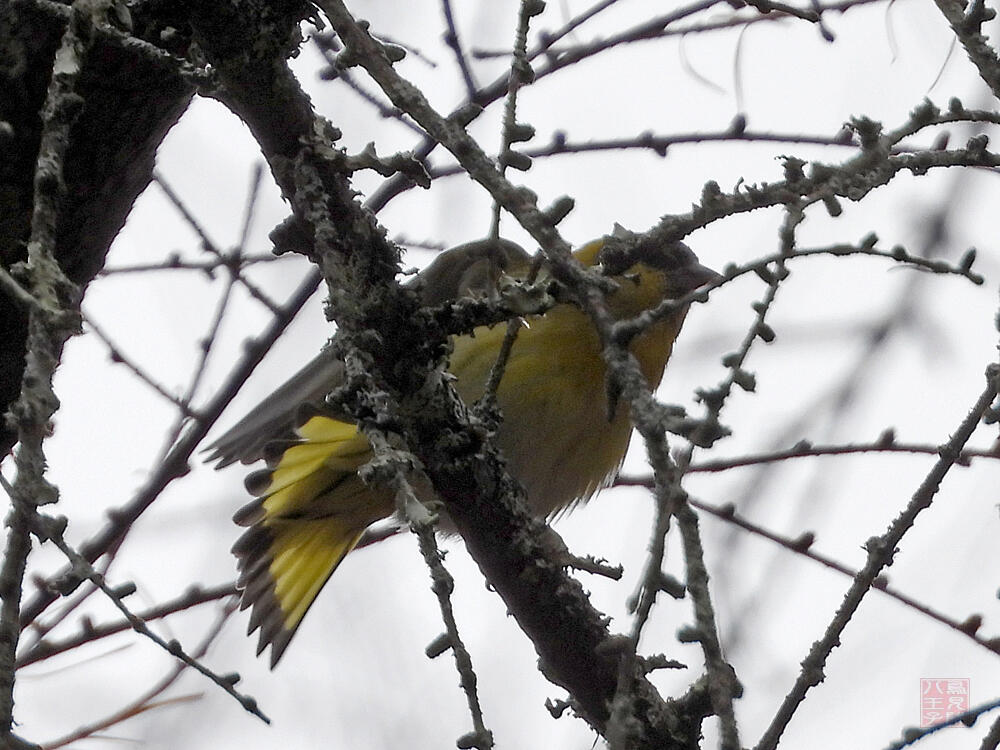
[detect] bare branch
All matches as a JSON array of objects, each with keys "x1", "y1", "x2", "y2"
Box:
[{"x1": 754, "y1": 364, "x2": 1000, "y2": 750}]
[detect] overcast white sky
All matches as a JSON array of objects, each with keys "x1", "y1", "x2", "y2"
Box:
[{"x1": 10, "y1": 2, "x2": 1000, "y2": 749}]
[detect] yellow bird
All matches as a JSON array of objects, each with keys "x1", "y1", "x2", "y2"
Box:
[{"x1": 206, "y1": 234, "x2": 718, "y2": 666}]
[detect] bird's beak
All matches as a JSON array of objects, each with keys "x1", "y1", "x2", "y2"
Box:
[{"x1": 669, "y1": 261, "x2": 722, "y2": 297}]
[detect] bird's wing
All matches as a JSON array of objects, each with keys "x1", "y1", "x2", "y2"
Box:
[
  {"x1": 204, "y1": 238, "x2": 533, "y2": 468},
  {"x1": 415, "y1": 237, "x2": 532, "y2": 305},
  {"x1": 203, "y1": 353, "x2": 347, "y2": 468}
]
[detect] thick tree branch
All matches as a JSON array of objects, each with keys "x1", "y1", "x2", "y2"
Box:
[{"x1": 0, "y1": 2, "x2": 195, "y2": 454}]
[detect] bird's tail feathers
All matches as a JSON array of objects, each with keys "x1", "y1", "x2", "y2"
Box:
[{"x1": 231, "y1": 416, "x2": 381, "y2": 667}]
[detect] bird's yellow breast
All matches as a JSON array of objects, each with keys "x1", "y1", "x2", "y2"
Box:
[{"x1": 447, "y1": 290, "x2": 682, "y2": 516}]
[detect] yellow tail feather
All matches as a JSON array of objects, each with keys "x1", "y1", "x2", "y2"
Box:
[{"x1": 231, "y1": 416, "x2": 390, "y2": 667}]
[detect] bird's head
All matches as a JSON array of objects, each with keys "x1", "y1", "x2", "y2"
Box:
[{"x1": 572, "y1": 234, "x2": 720, "y2": 321}]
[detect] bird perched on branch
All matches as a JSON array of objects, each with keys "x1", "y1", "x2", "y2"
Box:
[{"x1": 205, "y1": 233, "x2": 718, "y2": 666}]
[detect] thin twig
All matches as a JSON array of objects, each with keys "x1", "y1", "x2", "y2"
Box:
[
  {"x1": 654, "y1": 440, "x2": 1000, "y2": 473},
  {"x1": 40, "y1": 598, "x2": 241, "y2": 749},
  {"x1": 83, "y1": 314, "x2": 196, "y2": 417},
  {"x1": 675, "y1": 504, "x2": 741, "y2": 749},
  {"x1": 18, "y1": 582, "x2": 237, "y2": 668},
  {"x1": 480, "y1": 0, "x2": 545, "y2": 406},
  {"x1": 440, "y1": 0, "x2": 478, "y2": 98},
  {"x1": 0, "y1": 267, "x2": 39, "y2": 312},
  {"x1": 35, "y1": 515, "x2": 267, "y2": 723},
  {"x1": 881, "y1": 695, "x2": 1000, "y2": 750},
  {"x1": 99, "y1": 254, "x2": 286, "y2": 275}
]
